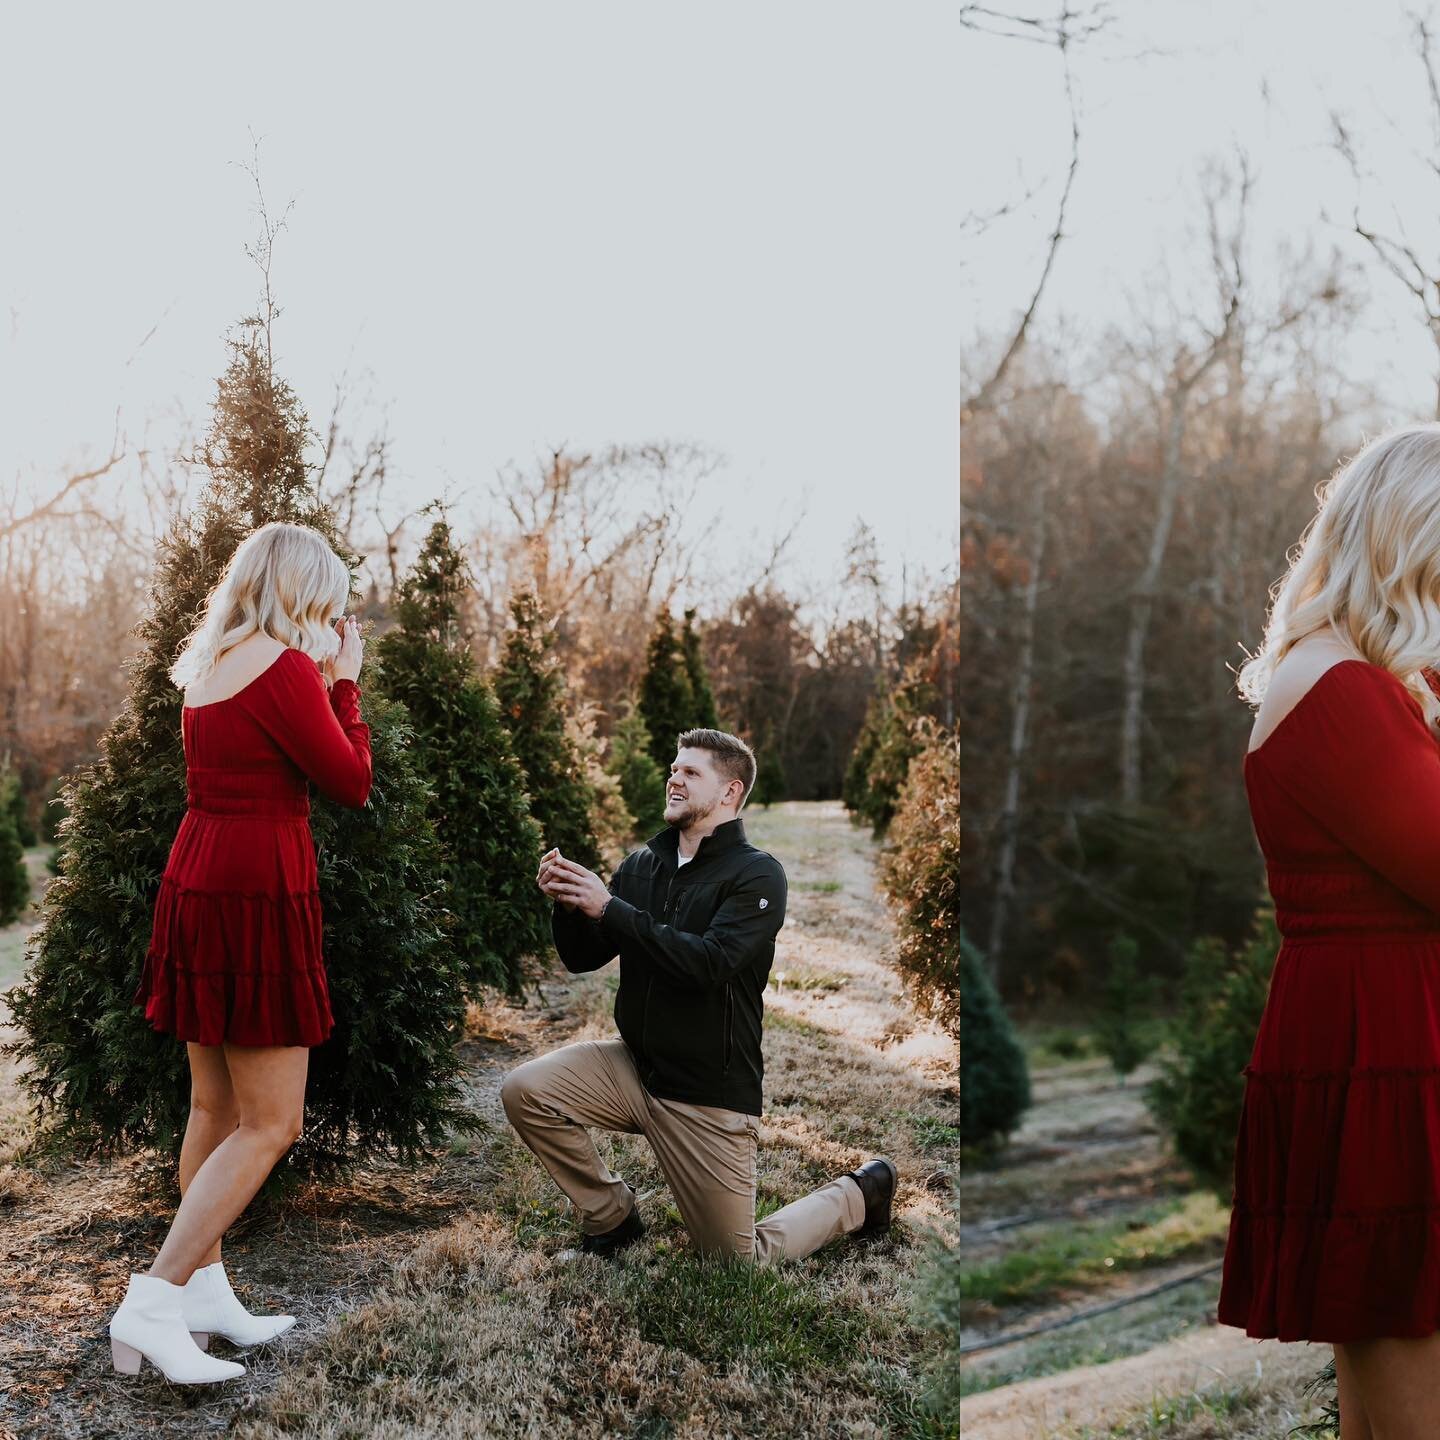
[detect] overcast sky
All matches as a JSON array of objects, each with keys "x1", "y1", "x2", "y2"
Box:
[
  {"x1": 962, "y1": 1, "x2": 1440, "y2": 422},
  {"x1": 1, "y1": 2, "x2": 962, "y2": 599}
]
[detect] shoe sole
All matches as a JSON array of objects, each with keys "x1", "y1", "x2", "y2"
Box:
[{"x1": 190, "y1": 1321, "x2": 295, "y2": 1351}]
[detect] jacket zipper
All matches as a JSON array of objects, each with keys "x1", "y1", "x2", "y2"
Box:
[{"x1": 723, "y1": 984, "x2": 734, "y2": 1075}]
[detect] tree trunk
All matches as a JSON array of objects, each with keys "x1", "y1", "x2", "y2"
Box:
[
  {"x1": 1120, "y1": 397, "x2": 1189, "y2": 807},
  {"x1": 986, "y1": 472, "x2": 1048, "y2": 985}
]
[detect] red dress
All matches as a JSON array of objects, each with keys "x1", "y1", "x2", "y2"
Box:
[
  {"x1": 134, "y1": 647, "x2": 372, "y2": 1048},
  {"x1": 1219, "y1": 658, "x2": 1440, "y2": 1341}
]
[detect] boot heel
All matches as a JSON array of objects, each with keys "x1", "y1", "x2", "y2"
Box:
[
  {"x1": 111, "y1": 1337, "x2": 143, "y2": 1374},
  {"x1": 189, "y1": 1331, "x2": 211, "y2": 1351}
]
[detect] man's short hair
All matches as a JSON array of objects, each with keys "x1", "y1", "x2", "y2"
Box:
[{"x1": 676, "y1": 728, "x2": 757, "y2": 804}]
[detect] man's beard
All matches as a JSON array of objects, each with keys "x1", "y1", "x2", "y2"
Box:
[{"x1": 665, "y1": 793, "x2": 718, "y2": 830}]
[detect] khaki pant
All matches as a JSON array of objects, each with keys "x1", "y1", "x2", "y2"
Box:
[{"x1": 500, "y1": 1039, "x2": 865, "y2": 1264}]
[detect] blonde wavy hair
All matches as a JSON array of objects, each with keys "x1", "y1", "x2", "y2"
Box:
[
  {"x1": 170, "y1": 522, "x2": 352, "y2": 689},
  {"x1": 1237, "y1": 422, "x2": 1440, "y2": 726}
]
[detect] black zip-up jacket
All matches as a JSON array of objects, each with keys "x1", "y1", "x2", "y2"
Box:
[{"x1": 549, "y1": 816, "x2": 786, "y2": 1115}]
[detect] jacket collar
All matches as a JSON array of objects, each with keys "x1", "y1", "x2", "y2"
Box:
[{"x1": 646, "y1": 815, "x2": 748, "y2": 869}]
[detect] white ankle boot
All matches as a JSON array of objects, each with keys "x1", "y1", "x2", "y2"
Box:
[
  {"x1": 109, "y1": 1273, "x2": 246, "y2": 1383},
  {"x1": 182, "y1": 1262, "x2": 295, "y2": 1348}
]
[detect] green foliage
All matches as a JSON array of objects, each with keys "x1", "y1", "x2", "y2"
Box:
[
  {"x1": 567, "y1": 701, "x2": 636, "y2": 869},
  {"x1": 881, "y1": 725, "x2": 961, "y2": 1035},
  {"x1": 912, "y1": 1207, "x2": 962, "y2": 1430},
  {"x1": 860, "y1": 660, "x2": 939, "y2": 836},
  {"x1": 842, "y1": 685, "x2": 884, "y2": 817},
  {"x1": 1144, "y1": 908, "x2": 1277, "y2": 1196},
  {"x1": 680, "y1": 607, "x2": 719, "y2": 728},
  {"x1": 373, "y1": 517, "x2": 548, "y2": 998},
  {"x1": 1094, "y1": 934, "x2": 1159, "y2": 1084},
  {"x1": 638, "y1": 608, "x2": 695, "y2": 772},
  {"x1": 0, "y1": 767, "x2": 29, "y2": 925},
  {"x1": 39, "y1": 773, "x2": 67, "y2": 845},
  {"x1": 3, "y1": 327, "x2": 473, "y2": 1172},
  {"x1": 751, "y1": 730, "x2": 787, "y2": 808},
  {"x1": 492, "y1": 589, "x2": 601, "y2": 872},
  {"x1": 6, "y1": 772, "x2": 36, "y2": 848},
  {"x1": 958, "y1": 929, "x2": 1030, "y2": 1146},
  {"x1": 617, "y1": 1255, "x2": 871, "y2": 1374},
  {"x1": 607, "y1": 703, "x2": 666, "y2": 839}
]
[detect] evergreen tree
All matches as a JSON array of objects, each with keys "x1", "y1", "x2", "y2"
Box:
[
  {"x1": 4, "y1": 326, "x2": 473, "y2": 1170},
  {"x1": 842, "y1": 685, "x2": 885, "y2": 818},
  {"x1": 638, "y1": 608, "x2": 695, "y2": 772},
  {"x1": 373, "y1": 516, "x2": 548, "y2": 998},
  {"x1": 1094, "y1": 934, "x2": 1158, "y2": 1085},
  {"x1": 860, "y1": 659, "x2": 938, "y2": 836},
  {"x1": 607, "y1": 703, "x2": 667, "y2": 840},
  {"x1": 958, "y1": 929, "x2": 1031, "y2": 1147},
  {"x1": 0, "y1": 767, "x2": 29, "y2": 926},
  {"x1": 39, "y1": 774, "x2": 67, "y2": 845},
  {"x1": 681, "y1": 608, "x2": 719, "y2": 728},
  {"x1": 882, "y1": 725, "x2": 961, "y2": 1035},
  {"x1": 492, "y1": 589, "x2": 602, "y2": 872},
  {"x1": 567, "y1": 701, "x2": 636, "y2": 867},
  {"x1": 750, "y1": 730, "x2": 787, "y2": 808},
  {"x1": 5, "y1": 769, "x2": 36, "y2": 848},
  {"x1": 1145, "y1": 908, "x2": 1277, "y2": 1197}
]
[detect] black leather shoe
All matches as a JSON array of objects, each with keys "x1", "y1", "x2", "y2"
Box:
[
  {"x1": 579, "y1": 1204, "x2": 646, "y2": 1258},
  {"x1": 844, "y1": 1157, "x2": 897, "y2": 1234}
]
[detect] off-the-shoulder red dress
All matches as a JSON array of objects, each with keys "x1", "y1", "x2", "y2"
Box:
[
  {"x1": 134, "y1": 646, "x2": 372, "y2": 1049},
  {"x1": 1220, "y1": 658, "x2": 1440, "y2": 1341}
]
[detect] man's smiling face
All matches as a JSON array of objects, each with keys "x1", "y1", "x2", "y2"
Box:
[{"x1": 664, "y1": 746, "x2": 740, "y2": 829}]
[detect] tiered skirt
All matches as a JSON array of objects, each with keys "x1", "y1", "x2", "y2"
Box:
[
  {"x1": 134, "y1": 809, "x2": 334, "y2": 1048},
  {"x1": 1218, "y1": 933, "x2": 1440, "y2": 1341}
]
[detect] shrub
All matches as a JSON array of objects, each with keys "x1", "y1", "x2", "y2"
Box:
[
  {"x1": 881, "y1": 724, "x2": 961, "y2": 1033},
  {"x1": 1145, "y1": 908, "x2": 1277, "y2": 1196}
]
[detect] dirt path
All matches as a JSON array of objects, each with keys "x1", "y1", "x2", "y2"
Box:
[{"x1": 958, "y1": 1326, "x2": 1326, "y2": 1438}]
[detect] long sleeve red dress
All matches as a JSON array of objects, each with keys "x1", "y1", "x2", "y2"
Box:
[
  {"x1": 134, "y1": 646, "x2": 372, "y2": 1049},
  {"x1": 1219, "y1": 657, "x2": 1440, "y2": 1341}
]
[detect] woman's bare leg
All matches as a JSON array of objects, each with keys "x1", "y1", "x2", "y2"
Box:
[
  {"x1": 1332, "y1": 1343, "x2": 1374, "y2": 1440},
  {"x1": 178, "y1": 1044, "x2": 240, "y2": 1270},
  {"x1": 1335, "y1": 1333, "x2": 1440, "y2": 1440},
  {"x1": 148, "y1": 1044, "x2": 308, "y2": 1286}
]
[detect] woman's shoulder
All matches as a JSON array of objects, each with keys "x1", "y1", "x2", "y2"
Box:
[
  {"x1": 234, "y1": 643, "x2": 325, "y2": 707},
  {"x1": 1250, "y1": 652, "x2": 1425, "y2": 760}
]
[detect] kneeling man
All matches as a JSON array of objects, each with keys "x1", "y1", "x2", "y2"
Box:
[{"x1": 501, "y1": 726, "x2": 896, "y2": 1261}]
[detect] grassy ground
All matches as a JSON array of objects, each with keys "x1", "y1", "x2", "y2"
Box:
[
  {"x1": 955, "y1": 1011, "x2": 1335, "y2": 1439},
  {"x1": 0, "y1": 804, "x2": 959, "y2": 1439}
]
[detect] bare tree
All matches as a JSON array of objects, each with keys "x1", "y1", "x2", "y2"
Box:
[
  {"x1": 1330, "y1": 11, "x2": 1440, "y2": 417},
  {"x1": 960, "y1": 2, "x2": 1113, "y2": 417}
]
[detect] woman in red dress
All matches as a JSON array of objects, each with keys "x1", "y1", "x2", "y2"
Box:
[
  {"x1": 1223, "y1": 423, "x2": 1440, "y2": 1436},
  {"x1": 106, "y1": 521, "x2": 372, "y2": 1385}
]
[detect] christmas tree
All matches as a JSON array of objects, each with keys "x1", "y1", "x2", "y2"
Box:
[
  {"x1": 6, "y1": 769, "x2": 37, "y2": 848},
  {"x1": 842, "y1": 684, "x2": 885, "y2": 818},
  {"x1": 4, "y1": 325, "x2": 473, "y2": 1170},
  {"x1": 607, "y1": 703, "x2": 667, "y2": 839},
  {"x1": 0, "y1": 766, "x2": 29, "y2": 925},
  {"x1": 857, "y1": 660, "x2": 939, "y2": 836},
  {"x1": 492, "y1": 589, "x2": 602, "y2": 872},
  {"x1": 681, "y1": 607, "x2": 719, "y2": 728},
  {"x1": 750, "y1": 731, "x2": 787, "y2": 809},
  {"x1": 638, "y1": 608, "x2": 695, "y2": 773},
  {"x1": 373, "y1": 516, "x2": 549, "y2": 997}
]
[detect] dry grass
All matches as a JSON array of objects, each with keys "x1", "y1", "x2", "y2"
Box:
[{"x1": 1, "y1": 803, "x2": 959, "y2": 1439}]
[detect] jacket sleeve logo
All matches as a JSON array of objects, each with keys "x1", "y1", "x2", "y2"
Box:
[{"x1": 759, "y1": 898, "x2": 769, "y2": 910}]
